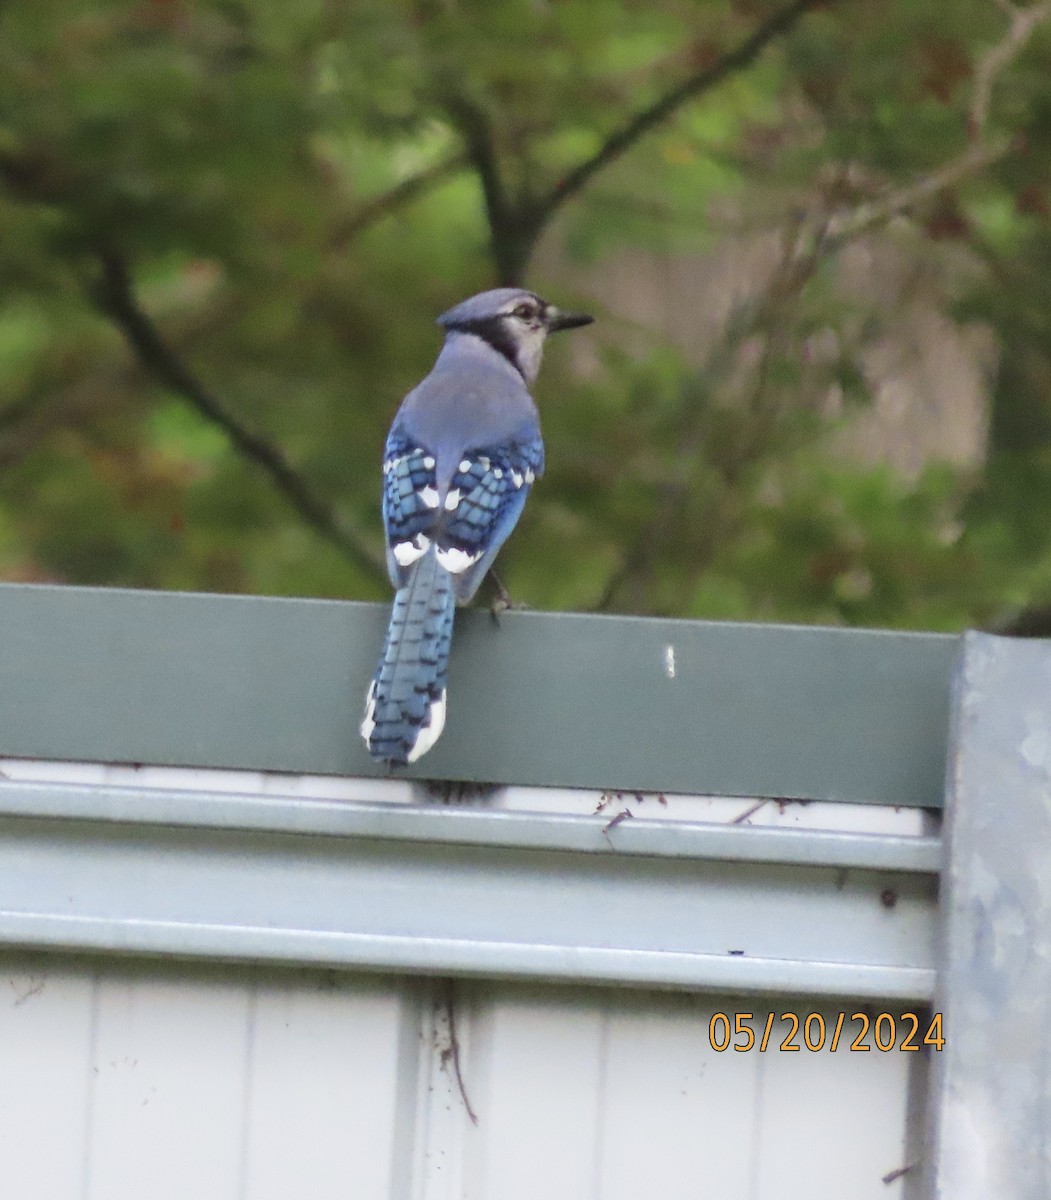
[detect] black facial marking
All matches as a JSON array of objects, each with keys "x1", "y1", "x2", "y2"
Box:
[{"x1": 448, "y1": 315, "x2": 526, "y2": 376}]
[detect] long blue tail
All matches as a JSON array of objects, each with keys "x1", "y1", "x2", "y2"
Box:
[{"x1": 361, "y1": 549, "x2": 456, "y2": 765}]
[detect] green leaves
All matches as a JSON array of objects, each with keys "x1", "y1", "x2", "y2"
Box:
[{"x1": 0, "y1": 0, "x2": 1049, "y2": 631}]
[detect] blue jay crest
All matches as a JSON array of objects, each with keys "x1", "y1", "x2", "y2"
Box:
[{"x1": 361, "y1": 287, "x2": 593, "y2": 766}]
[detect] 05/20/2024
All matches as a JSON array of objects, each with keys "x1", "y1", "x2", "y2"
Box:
[{"x1": 708, "y1": 1011, "x2": 945, "y2": 1053}]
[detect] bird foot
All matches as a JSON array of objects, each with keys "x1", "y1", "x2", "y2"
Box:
[{"x1": 487, "y1": 570, "x2": 529, "y2": 623}]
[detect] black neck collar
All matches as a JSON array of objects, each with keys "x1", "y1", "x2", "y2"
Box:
[{"x1": 448, "y1": 318, "x2": 524, "y2": 379}]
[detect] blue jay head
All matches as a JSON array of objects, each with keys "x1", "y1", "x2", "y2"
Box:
[{"x1": 437, "y1": 288, "x2": 593, "y2": 384}]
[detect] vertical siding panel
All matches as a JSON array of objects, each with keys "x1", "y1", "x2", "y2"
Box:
[
  {"x1": 751, "y1": 1006, "x2": 912, "y2": 1200},
  {"x1": 0, "y1": 962, "x2": 922, "y2": 1200},
  {"x1": 241, "y1": 973, "x2": 405, "y2": 1200},
  {"x1": 85, "y1": 973, "x2": 249, "y2": 1200},
  {"x1": 0, "y1": 960, "x2": 95, "y2": 1200},
  {"x1": 597, "y1": 996, "x2": 760, "y2": 1199},
  {"x1": 405, "y1": 981, "x2": 479, "y2": 1200},
  {"x1": 460, "y1": 987, "x2": 606, "y2": 1200}
]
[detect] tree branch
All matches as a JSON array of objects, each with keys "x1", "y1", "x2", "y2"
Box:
[
  {"x1": 328, "y1": 152, "x2": 467, "y2": 249},
  {"x1": 822, "y1": 141, "x2": 1006, "y2": 245},
  {"x1": 591, "y1": 1, "x2": 1051, "y2": 615},
  {"x1": 442, "y1": 93, "x2": 534, "y2": 283},
  {"x1": 538, "y1": 0, "x2": 832, "y2": 221},
  {"x1": 448, "y1": 0, "x2": 830, "y2": 283},
  {"x1": 443, "y1": 95, "x2": 512, "y2": 235},
  {"x1": 822, "y1": 0, "x2": 1051, "y2": 248},
  {"x1": 970, "y1": 0, "x2": 1051, "y2": 138},
  {"x1": 443, "y1": 1, "x2": 829, "y2": 283},
  {"x1": 90, "y1": 248, "x2": 386, "y2": 581}
]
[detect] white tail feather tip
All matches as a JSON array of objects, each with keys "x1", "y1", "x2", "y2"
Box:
[
  {"x1": 407, "y1": 690, "x2": 447, "y2": 763},
  {"x1": 360, "y1": 679, "x2": 377, "y2": 743}
]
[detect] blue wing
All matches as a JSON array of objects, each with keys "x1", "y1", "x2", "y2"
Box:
[
  {"x1": 440, "y1": 438, "x2": 544, "y2": 600},
  {"x1": 382, "y1": 432, "x2": 441, "y2": 587},
  {"x1": 381, "y1": 428, "x2": 544, "y2": 602}
]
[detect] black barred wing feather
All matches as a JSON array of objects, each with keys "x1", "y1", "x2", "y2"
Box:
[
  {"x1": 381, "y1": 430, "x2": 544, "y2": 600},
  {"x1": 440, "y1": 438, "x2": 544, "y2": 601},
  {"x1": 381, "y1": 433, "x2": 441, "y2": 585}
]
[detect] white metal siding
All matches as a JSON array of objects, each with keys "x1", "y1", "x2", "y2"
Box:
[
  {"x1": 0, "y1": 958, "x2": 918, "y2": 1200},
  {"x1": 0, "y1": 760, "x2": 926, "y2": 1199},
  {"x1": 0, "y1": 960, "x2": 410, "y2": 1200}
]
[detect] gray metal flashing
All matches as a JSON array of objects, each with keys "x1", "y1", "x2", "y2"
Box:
[
  {"x1": 0, "y1": 582, "x2": 958, "y2": 805},
  {"x1": 0, "y1": 780, "x2": 942, "y2": 871},
  {"x1": 924, "y1": 633, "x2": 1051, "y2": 1199},
  {"x1": 0, "y1": 782, "x2": 938, "y2": 1001},
  {"x1": 0, "y1": 915, "x2": 936, "y2": 1001}
]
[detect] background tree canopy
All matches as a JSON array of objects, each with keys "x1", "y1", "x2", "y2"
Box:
[{"x1": 1, "y1": 0, "x2": 1050, "y2": 631}]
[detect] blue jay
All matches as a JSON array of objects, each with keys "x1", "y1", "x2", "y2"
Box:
[{"x1": 361, "y1": 288, "x2": 593, "y2": 766}]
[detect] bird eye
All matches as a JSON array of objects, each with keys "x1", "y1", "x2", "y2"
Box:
[{"x1": 513, "y1": 303, "x2": 536, "y2": 320}]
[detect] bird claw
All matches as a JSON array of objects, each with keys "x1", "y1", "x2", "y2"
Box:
[{"x1": 488, "y1": 570, "x2": 529, "y2": 623}]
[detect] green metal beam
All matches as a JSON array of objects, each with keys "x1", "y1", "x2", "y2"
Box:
[{"x1": 0, "y1": 583, "x2": 958, "y2": 805}]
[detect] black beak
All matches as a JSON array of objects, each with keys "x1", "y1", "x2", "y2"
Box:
[{"x1": 547, "y1": 307, "x2": 594, "y2": 333}]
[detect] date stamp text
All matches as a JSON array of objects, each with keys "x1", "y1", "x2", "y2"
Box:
[{"x1": 708, "y1": 1011, "x2": 945, "y2": 1052}]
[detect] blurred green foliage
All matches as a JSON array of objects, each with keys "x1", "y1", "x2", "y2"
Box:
[{"x1": 1, "y1": 0, "x2": 1050, "y2": 631}]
